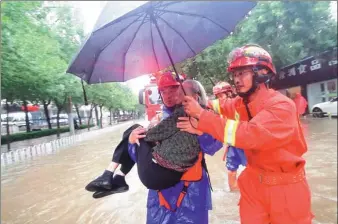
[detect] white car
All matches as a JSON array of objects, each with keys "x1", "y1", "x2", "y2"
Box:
[
  {"x1": 50, "y1": 114, "x2": 69, "y2": 125},
  {"x1": 311, "y1": 97, "x2": 337, "y2": 117},
  {"x1": 1, "y1": 112, "x2": 33, "y2": 128}
]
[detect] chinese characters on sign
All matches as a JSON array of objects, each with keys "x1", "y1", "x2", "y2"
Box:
[
  {"x1": 273, "y1": 48, "x2": 337, "y2": 89},
  {"x1": 279, "y1": 71, "x2": 286, "y2": 80},
  {"x1": 278, "y1": 56, "x2": 337, "y2": 80},
  {"x1": 288, "y1": 67, "x2": 296, "y2": 76},
  {"x1": 310, "y1": 60, "x2": 321, "y2": 71},
  {"x1": 328, "y1": 60, "x2": 337, "y2": 66},
  {"x1": 297, "y1": 64, "x2": 307, "y2": 74}
]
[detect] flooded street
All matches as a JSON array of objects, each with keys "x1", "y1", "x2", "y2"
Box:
[{"x1": 1, "y1": 118, "x2": 337, "y2": 224}]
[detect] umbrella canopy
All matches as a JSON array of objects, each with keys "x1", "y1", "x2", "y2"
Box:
[{"x1": 67, "y1": 1, "x2": 256, "y2": 84}]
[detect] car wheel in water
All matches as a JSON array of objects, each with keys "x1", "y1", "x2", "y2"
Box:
[{"x1": 312, "y1": 108, "x2": 323, "y2": 118}]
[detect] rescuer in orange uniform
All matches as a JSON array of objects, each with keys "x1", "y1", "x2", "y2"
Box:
[
  {"x1": 209, "y1": 81, "x2": 232, "y2": 115},
  {"x1": 209, "y1": 81, "x2": 247, "y2": 191},
  {"x1": 179, "y1": 44, "x2": 314, "y2": 224}
]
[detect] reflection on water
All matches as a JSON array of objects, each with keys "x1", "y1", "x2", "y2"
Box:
[{"x1": 1, "y1": 118, "x2": 337, "y2": 224}]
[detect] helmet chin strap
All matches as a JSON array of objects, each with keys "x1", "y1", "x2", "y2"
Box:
[
  {"x1": 237, "y1": 67, "x2": 272, "y2": 120},
  {"x1": 237, "y1": 67, "x2": 272, "y2": 98}
]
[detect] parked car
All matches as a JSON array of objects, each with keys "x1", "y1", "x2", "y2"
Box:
[
  {"x1": 1, "y1": 112, "x2": 33, "y2": 128},
  {"x1": 311, "y1": 97, "x2": 337, "y2": 117},
  {"x1": 50, "y1": 114, "x2": 69, "y2": 125}
]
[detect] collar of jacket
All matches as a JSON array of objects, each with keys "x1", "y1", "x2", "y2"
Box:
[{"x1": 161, "y1": 105, "x2": 174, "y2": 120}]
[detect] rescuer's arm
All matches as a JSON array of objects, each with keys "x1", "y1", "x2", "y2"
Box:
[
  {"x1": 197, "y1": 101, "x2": 297, "y2": 150},
  {"x1": 198, "y1": 134, "x2": 223, "y2": 156},
  {"x1": 177, "y1": 117, "x2": 223, "y2": 156},
  {"x1": 208, "y1": 98, "x2": 234, "y2": 117}
]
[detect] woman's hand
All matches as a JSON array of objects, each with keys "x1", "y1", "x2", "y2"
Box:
[
  {"x1": 182, "y1": 96, "x2": 204, "y2": 119},
  {"x1": 129, "y1": 126, "x2": 147, "y2": 146},
  {"x1": 177, "y1": 117, "x2": 203, "y2": 135},
  {"x1": 148, "y1": 116, "x2": 160, "y2": 129}
]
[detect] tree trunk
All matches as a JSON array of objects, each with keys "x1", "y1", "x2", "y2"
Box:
[
  {"x1": 87, "y1": 105, "x2": 94, "y2": 131},
  {"x1": 5, "y1": 100, "x2": 11, "y2": 151},
  {"x1": 94, "y1": 105, "x2": 99, "y2": 127},
  {"x1": 56, "y1": 106, "x2": 61, "y2": 138},
  {"x1": 99, "y1": 105, "x2": 103, "y2": 129},
  {"x1": 66, "y1": 96, "x2": 75, "y2": 135},
  {"x1": 109, "y1": 108, "x2": 112, "y2": 125},
  {"x1": 75, "y1": 104, "x2": 82, "y2": 125},
  {"x1": 23, "y1": 100, "x2": 31, "y2": 132},
  {"x1": 43, "y1": 100, "x2": 52, "y2": 129},
  {"x1": 115, "y1": 109, "x2": 119, "y2": 123}
]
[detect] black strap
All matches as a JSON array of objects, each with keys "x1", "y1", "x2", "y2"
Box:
[
  {"x1": 243, "y1": 98, "x2": 253, "y2": 121},
  {"x1": 202, "y1": 156, "x2": 213, "y2": 192}
]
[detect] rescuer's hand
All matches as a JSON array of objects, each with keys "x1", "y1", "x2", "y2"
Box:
[
  {"x1": 177, "y1": 117, "x2": 202, "y2": 135},
  {"x1": 129, "y1": 126, "x2": 147, "y2": 146},
  {"x1": 182, "y1": 96, "x2": 204, "y2": 119}
]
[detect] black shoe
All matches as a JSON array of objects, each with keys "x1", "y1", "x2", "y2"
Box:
[
  {"x1": 85, "y1": 170, "x2": 114, "y2": 192},
  {"x1": 92, "y1": 175, "x2": 129, "y2": 199}
]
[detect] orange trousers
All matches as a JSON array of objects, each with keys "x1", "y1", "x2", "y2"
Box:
[{"x1": 237, "y1": 168, "x2": 314, "y2": 224}]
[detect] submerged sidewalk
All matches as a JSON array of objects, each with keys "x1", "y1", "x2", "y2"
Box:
[{"x1": 1, "y1": 120, "x2": 140, "y2": 153}]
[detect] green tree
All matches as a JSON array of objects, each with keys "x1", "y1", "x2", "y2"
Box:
[
  {"x1": 181, "y1": 1, "x2": 337, "y2": 94},
  {"x1": 1, "y1": 2, "x2": 66, "y2": 132},
  {"x1": 1, "y1": 2, "x2": 86, "y2": 134}
]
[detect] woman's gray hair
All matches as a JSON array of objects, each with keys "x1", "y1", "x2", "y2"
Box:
[{"x1": 183, "y1": 80, "x2": 208, "y2": 107}]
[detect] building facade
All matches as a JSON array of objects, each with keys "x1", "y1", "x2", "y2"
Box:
[{"x1": 271, "y1": 47, "x2": 337, "y2": 112}]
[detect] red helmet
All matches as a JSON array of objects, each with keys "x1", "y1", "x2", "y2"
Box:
[
  {"x1": 227, "y1": 44, "x2": 276, "y2": 75},
  {"x1": 157, "y1": 71, "x2": 182, "y2": 91},
  {"x1": 213, "y1": 81, "x2": 233, "y2": 95}
]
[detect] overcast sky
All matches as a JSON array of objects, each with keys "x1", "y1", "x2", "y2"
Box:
[
  {"x1": 70, "y1": 1, "x2": 147, "y2": 34},
  {"x1": 69, "y1": 1, "x2": 149, "y2": 94}
]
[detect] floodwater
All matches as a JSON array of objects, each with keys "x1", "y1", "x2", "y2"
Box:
[{"x1": 1, "y1": 118, "x2": 337, "y2": 224}]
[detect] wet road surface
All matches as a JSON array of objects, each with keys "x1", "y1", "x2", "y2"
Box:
[{"x1": 1, "y1": 118, "x2": 337, "y2": 224}]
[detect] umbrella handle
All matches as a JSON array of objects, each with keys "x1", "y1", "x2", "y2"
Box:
[
  {"x1": 150, "y1": 12, "x2": 187, "y2": 96},
  {"x1": 208, "y1": 77, "x2": 215, "y2": 86}
]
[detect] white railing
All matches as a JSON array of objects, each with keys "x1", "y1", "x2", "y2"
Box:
[{"x1": 1, "y1": 121, "x2": 134, "y2": 167}]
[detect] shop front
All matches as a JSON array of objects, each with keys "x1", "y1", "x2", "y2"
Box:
[{"x1": 272, "y1": 47, "x2": 337, "y2": 112}]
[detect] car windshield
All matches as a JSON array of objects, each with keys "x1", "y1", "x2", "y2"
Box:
[
  {"x1": 51, "y1": 115, "x2": 67, "y2": 118},
  {"x1": 147, "y1": 86, "x2": 162, "y2": 105},
  {"x1": 330, "y1": 97, "x2": 338, "y2": 102},
  {"x1": 3, "y1": 117, "x2": 16, "y2": 122}
]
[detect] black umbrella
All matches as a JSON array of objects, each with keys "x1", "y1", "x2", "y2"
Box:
[{"x1": 67, "y1": 1, "x2": 256, "y2": 85}]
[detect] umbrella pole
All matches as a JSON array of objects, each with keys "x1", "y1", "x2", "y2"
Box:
[
  {"x1": 150, "y1": 14, "x2": 187, "y2": 95},
  {"x1": 208, "y1": 77, "x2": 216, "y2": 86},
  {"x1": 151, "y1": 12, "x2": 198, "y2": 129}
]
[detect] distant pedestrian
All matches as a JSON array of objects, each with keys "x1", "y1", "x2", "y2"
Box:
[
  {"x1": 293, "y1": 92, "x2": 308, "y2": 117},
  {"x1": 73, "y1": 118, "x2": 79, "y2": 130}
]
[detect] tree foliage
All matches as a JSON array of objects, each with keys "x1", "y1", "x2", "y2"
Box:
[
  {"x1": 181, "y1": 1, "x2": 337, "y2": 93},
  {"x1": 1, "y1": 2, "x2": 140, "y2": 133},
  {"x1": 3, "y1": 1, "x2": 333, "y2": 126}
]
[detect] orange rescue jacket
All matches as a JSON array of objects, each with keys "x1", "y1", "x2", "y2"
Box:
[
  {"x1": 198, "y1": 87, "x2": 307, "y2": 173},
  {"x1": 158, "y1": 152, "x2": 204, "y2": 211},
  {"x1": 208, "y1": 98, "x2": 236, "y2": 118}
]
